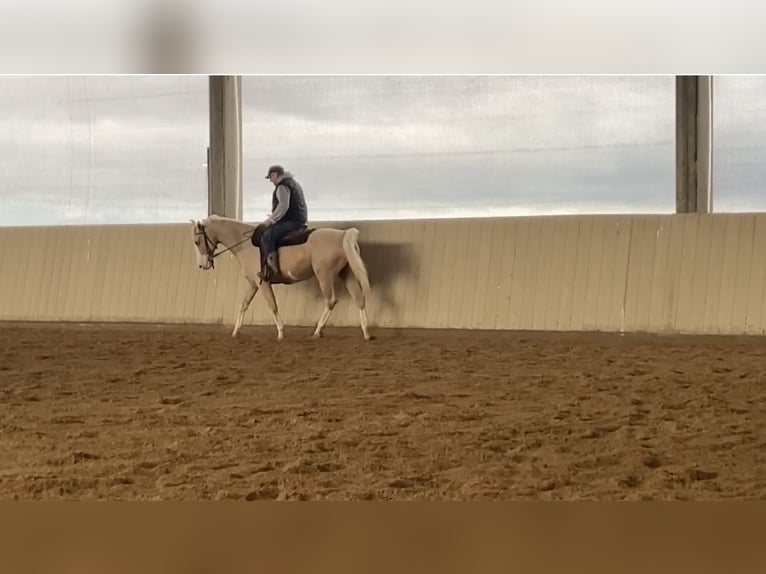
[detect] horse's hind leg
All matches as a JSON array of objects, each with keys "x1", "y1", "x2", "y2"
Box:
[
  {"x1": 232, "y1": 280, "x2": 258, "y2": 338},
  {"x1": 260, "y1": 282, "x2": 285, "y2": 340},
  {"x1": 343, "y1": 269, "x2": 370, "y2": 340},
  {"x1": 312, "y1": 271, "x2": 338, "y2": 338}
]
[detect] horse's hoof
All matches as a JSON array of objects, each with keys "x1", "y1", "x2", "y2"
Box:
[{"x1": 312, "y1": 332, "x2": 322, "y2": 339}]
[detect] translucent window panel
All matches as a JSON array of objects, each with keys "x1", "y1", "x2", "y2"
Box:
[
  {"x1": 0, "y1": 76, "x2": 208, "y2": 226},
  {"x1": 713, "y1": 75, "x2": 766, "y2": 213},
  {"x1": 242, "y1": 76, "x2": 675, "y2": 221}
]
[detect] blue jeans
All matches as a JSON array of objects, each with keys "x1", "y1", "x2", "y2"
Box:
[{"x1": 260, "y1": 219, "x2": 305, "y2": 255}]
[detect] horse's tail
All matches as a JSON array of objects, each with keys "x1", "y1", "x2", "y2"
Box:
[{"x1": 342, "y1": 227, "x2": 371, "y2": 296}]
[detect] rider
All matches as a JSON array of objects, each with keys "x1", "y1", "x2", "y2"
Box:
[{"x1": 260, "y1": 164, "x2": 309, "y2": 279}]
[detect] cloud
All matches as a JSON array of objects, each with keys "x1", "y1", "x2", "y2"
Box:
[
  {"x1": 1, "y1": 74, "x2": 765, "y2": 226},
  {"x1": 243, "y1": 140, "x2": 676, "y2": 221},
  {"x1": 242, "y1": 76, "x2": 675, "y2": 156}
]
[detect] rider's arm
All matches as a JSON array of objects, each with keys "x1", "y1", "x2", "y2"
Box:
[{"x1": 268, "y1": 185, "x2": 290, "y2": 223}]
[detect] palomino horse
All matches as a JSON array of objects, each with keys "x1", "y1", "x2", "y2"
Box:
[{"x1": 190, "y1": 215, "x2": 371, "y2": 340}]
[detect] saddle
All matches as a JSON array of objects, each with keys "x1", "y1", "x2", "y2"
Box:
[
  {"x1": 277, "y1": 225, "x2": 315, "y2": 247},
  {"x1": 250, "y1": 223, "x2": 316, "y2": 283}
]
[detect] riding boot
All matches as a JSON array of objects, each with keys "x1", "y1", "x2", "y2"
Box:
[
  {"x1": 266, "y1": 252, "x2": 280, "y2": 280},
  {"x1": 258, "y1": 248, "x2": 268, "y2": 283}
]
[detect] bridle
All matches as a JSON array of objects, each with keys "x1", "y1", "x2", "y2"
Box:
[{"x1": 194, "y1": 224, "x2": 252, "y2": 269}]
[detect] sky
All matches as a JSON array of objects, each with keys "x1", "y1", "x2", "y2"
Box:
[{"x1": 0, "y1": 74, "x2": 765, "y2": 226}]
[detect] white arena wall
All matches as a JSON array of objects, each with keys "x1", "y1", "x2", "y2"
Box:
[{"x1": 2, "y1": 213, "x2": 766, "y2": 335}]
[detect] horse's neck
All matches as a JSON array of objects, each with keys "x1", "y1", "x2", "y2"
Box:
[{"x1": 212, "y1": 219, "x2": 252, "y2": 248}]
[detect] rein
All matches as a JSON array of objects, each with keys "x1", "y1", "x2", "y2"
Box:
[{"x1": 196, "y1": 225, "x2": 253, "y2": 268}]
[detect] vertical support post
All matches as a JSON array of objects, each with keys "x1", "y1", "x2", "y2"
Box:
[
  {"x1": 676, "y1": 75, "x2": 713, "y2": 213},
  {"x1": 208, "y1": 75, "x2": 242, "y2": 219}
]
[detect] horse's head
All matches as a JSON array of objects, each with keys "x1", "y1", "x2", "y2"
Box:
[
  {"x1": 190, "y1": 219, "x2": 217, "y2": 270},
  {"x1": 190, "y1": 215, "x2": 255, "y2": 270}
]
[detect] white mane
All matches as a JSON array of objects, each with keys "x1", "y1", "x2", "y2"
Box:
[{"x1": 202, "y1": 214, "x2": 227, "y2": 225}]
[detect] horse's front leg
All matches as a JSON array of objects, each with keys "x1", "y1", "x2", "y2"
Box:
[
  {"x1": 232, "y1": 280, "x2": 258, "y2": 338},
  {"x1": 260, "y1": 282, "x2": 285, "y2": 340}
]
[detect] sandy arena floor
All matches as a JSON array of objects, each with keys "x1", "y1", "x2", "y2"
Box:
[{"x1": 1, "y1": 322, "x2": 765, "y2": 500}]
